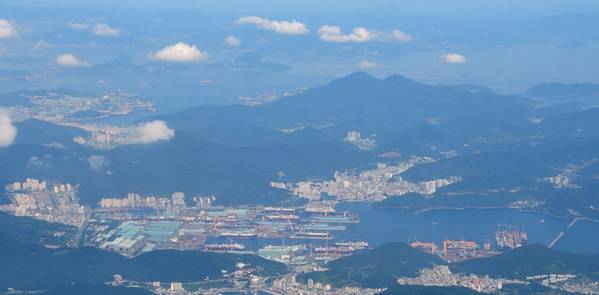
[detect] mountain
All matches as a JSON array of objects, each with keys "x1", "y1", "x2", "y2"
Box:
[
  {"x1": 299, "y1": 242, "x2": 445, "y2": 288},
  {"x1": 3, "y1": 72, "x2": 599, "y2": 212},
  {"x1": 527, "y1": 83, "x2": 599, "y2": 109},
  {"x1": 159, "y1": 71, "x2": 533, "y2": 154},
  {"x1": 0, "y1": 119, "x2": 370, "y2": 205},
  {"x1": 0, "y1": 213, "x2": 287, "y2": 291},
  {"x1": 380, "y1": 284, "x2": 482, "y2": 295},
  {"x1": 451, "y1": 244, "x2": 599, "y2": 280},
  {"x1": 381, "y1": 282, "x2": 561, "y2": 295},
  {"x1": 528, "y1": 82, "x2": 599, "y2": 99},
  {"x1": 0, "y1": 212, "x2": 76, "y2": 246},
  {"x1": 42, "y1": 284, "x2": 154, "y2": 295},
  {"x1": 0, "y1": 238, "x2": 286, "y2": 291}
]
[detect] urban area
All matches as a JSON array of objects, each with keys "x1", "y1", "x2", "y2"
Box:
[{"x1": 3, "y1": 175, "x2": 598, "y2": 294}]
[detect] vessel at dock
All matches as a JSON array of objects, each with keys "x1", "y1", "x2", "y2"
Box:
[
  {"x1": 204, "y1": 243, "x2": 246, "y2": 251},
  {"x1": 290, "y1": 230, "x2": 332, "y2": 240}
]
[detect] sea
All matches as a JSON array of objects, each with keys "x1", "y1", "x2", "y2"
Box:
[
  {"x1": 335, "y1": 203, "x2": 599, "y2": 255},
  {"x1": 206, "y1": 203, "x2": 599, "y2": 255}
]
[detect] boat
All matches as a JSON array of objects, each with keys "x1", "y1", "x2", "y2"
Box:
[
  {"x1": 334, "y1": 241, "x2": 369, "y2": 250},
  {"x1": 263, "y1": 214, "x2": 300, "y2": 221},
  {"x1": 290, "y1": 230, "x2": 332, "y2": 240},
  {"x1": 297, "y1": 223, "x2": 346, "y2": 231},
  {"x1": 219, "y1": 230, "x2": 257, "y2": 238},
  {"x1": 204, "y1": 243, "x2": 246, "y2": 251}
]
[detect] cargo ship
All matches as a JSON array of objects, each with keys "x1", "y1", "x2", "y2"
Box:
[
  {"x1": 204, "y1": 243, "x2": 246, "y2": 251},
  {"x1": 297, "y1": 223, "x2": 346, "y2": 231},
  {"x1": 219, "y1": 230, "x2": 257, "y2": 238},
  {"x1": 263, "y1": 214, "x2": 300, "y2": 221},
  {"x1": 290, "y1": 230, "x2": 332, "y2": 240},
  {"x1": 263, "y1": 207, "x2": 296, "y2": 213},
  {"x1": 334, "y1": 240, "x2": 369, "y2": 250},
  {"x1": 309, "y1": 212, "x2": 359, "y2": 224},
  {"x1": 313, "y1": 246, "x2": 353, "y2": 254}
]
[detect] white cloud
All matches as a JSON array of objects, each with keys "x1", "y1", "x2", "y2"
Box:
[
  {"x1": 130, "y1": 120, "x2": 175, "y2": 144},
  {"x1": 67, "y1": 22, "x2": 120, "y2": 37},
  {"x1": 151, "y1": 42, "x2": 207, "y2": 62},
  {"x1": 224, "y1": 35, "x2": 241, "y2": 47},
  {"x1": 440, "y1": 53, "x2": 467, "y2": 64},
  {"x1": 318, "y1": 25, "x2": 373, "y2": 43},
  {"x1": 67, "y1": 22, "x2": 91, "y2": 31},
  {"x1": 33, "y1": 40, "x2": 52, "y2": 50},
  {"x1": 0, "y1": 110, "x2": 17, "y2": 147},
  {"x1": 92, "y1": 23, "x2": 120, "y2": 37},
  {"x1": 0, "y1": 19, "x2": 18, "y2": 38},
  {"x1": 236, "y1": 16, "x2": 308, "y2": 35},
  {"x1": 529, "y1": 117, "x2": 543, "y2": 124},
  {"x1": 27, "y1": 156, "x2": 51, "y2": 169},
  {"x1": 42, "y1": 142, "x2": 67, "y2": 149},
  {"x1": 392, "y1": 29, "x2": 414, "y2": 42},
  {"x1": 88, "y1": 155, "x2": 108, "y2": 171},
  {"x1": 56, "y1": 53, "x2": 89, "y2": 67},
  {"x1": 358, "y1": 60, "x2": 378, "y2": 69}
]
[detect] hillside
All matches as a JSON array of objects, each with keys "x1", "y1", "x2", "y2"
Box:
[
  {"x1": 41, "y1": 284, "x2": 154, "y2": 295},
  {"x1": 0, "y1": 214, "x2": 287, "y2": 291},
  {"x1": 0, "y1": 238, "x2": 287, "y2": 291},
  {"x1": 527, "y1": 82, "x2": 599, "y2": 99},
  {"x1": 451, "y1": 244, "x2": 599, "y2": 280},
  {"x1": 2, "y1": 73, "x2": 599, "y2": 214},
  {"x1": 300, "y1": 242, "x2": 445, "y2": 288},
  {"x1": 0, "y1": 212, "x2": 76, "y2": 246},
  {"x1": 379, "y1": 284, "x2": 481, "y2": 295}
]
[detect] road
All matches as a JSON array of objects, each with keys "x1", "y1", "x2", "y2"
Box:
[{"x1": 70, "y1": 209, "x2": 91, "y2": 248}]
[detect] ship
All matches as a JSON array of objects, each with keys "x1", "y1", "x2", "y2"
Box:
[
  {"x1": 204, "y1": 243, "x2": 246, "y2": 251},
  {"x1": 334, "y1": 240, "x2": 369, "y2": 250},
  {"x1": 219, "y1": 230, "x2": 257, "y2": 238},
  {"x1": 313, "y1": 246, "x2": 353, "y2": 254},
  {"x1": 263, "y1": 214, "x2": 300, "y2": 221},
  {"x1": 298, "y1": 223, "x2": 346, "y2": 231},
  {"x1": 290, "y1": 230, "x2": 332, "y2": 240},
  {"x1": 309, "y1": 212, "x2": 359, "y2": 224},
  {"x1": 263, "y1": 207, "x2": 296, "y2": 213}
]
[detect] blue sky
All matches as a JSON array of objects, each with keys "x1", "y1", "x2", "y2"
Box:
[
  {"x1": 1, "y1": 0, "x2": 599, "y2": 99},
  {"x1": 4, "y1": 0, "x2": 599, "y2": 17}
]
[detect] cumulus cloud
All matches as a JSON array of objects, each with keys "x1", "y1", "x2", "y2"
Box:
[
  {"x1": 67, "y1": 22, "x2": 120, "y2": 37},
  {"x1": 440, "y1": 53, "x2": 467, "y2": 64},
  {"x1": 130, "y1": 120, "x2": 175, "y2": 144},
  {"x1": 224, "y1": 35, "x2": 241, "y2": 47},
  {"x1": 0, "y1": 18, "x2": 18, "y2": 38},
  {"x1": 33, "y1": 40, "x2": 52, "y2": 50},
  {"x1": 27, "y1": 156, "x2": 51, "y2": 169},
  {"x1": 236, "y1": 16, "x2": 308, "y2": 35},
  {"x1": 92, "y1": 23, "x2": 120, "y2": 37},
  {"x1": 358, "y1": 60, "x2": 378, "y2": 69},
  {"x1": 56, "y1": 53, "x2": 89, "y2": 67},
  {"x1": 88, "y1": 155, "x2": 108, "y2": 171},
  {"x1": 0, "y1": 110, "x2": 17, "y2": 147},
  {"x1": 318, "y1": 25, "x2": 373, "y2": 43},
  {"x1": 392, "y1": 29, "x2": 414, "y2": 42},
  {"x1": 67, "y1": 22, "x2": 90, "y2": 31},
  {"x1": 151, "y1": 42, "x2": 207, "y2": 62},
  {"x1": 42, "y1": 142, "x2": 67, "y2": 149},
  {"x1": 529, "y1": 117, "x2": 543, "y2": 124}
]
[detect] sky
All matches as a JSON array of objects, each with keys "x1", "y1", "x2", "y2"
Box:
[
  {"x1": 1, "y1": 0, "x2": 599, "y2": 103},
  {"x1": 4, "y1": 0, "x2": 599, "y2": 17}
]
